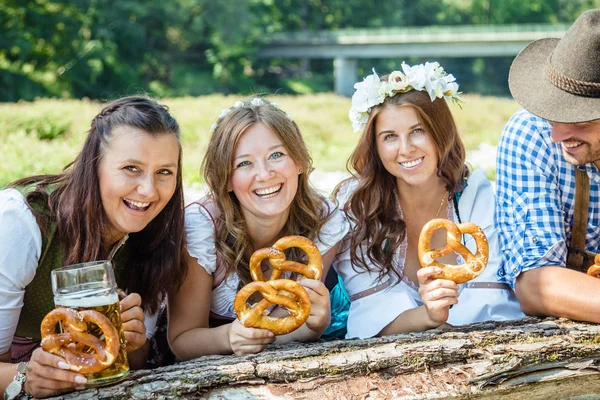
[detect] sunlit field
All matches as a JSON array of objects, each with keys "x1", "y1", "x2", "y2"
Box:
[{"x1": 0, "y1": 94, "x2": 520, "y2": 188}]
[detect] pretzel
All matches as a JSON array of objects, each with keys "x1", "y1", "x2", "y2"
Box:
[
  {"x1": 40, "y1": 307, "x2": 121, "y2": 374},
  {"x1": 234, "y1": 279, "x2": 311, "y2": 335},
  {"x1": 249, "y1": 235, "x2": 323, "y2": 282},
  {"x1": 587, "y1": 254, "x2": 600, "y2": 278},
  {"x1": 235, "y1": 236, "x2": 322, "y2": 335},
  {"x1": 418, "y1": 218, "x2": 489, "y2": 284}
]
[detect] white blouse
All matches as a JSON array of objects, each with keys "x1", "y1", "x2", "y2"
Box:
[
  {"x1": 184, "y1": 199, "x2": 349, "y2": 319},
  {"x1": 334, "y1": 170, "x2": 525, "y2": 339},
  {"x1": 0, "y1": 189, "x2": 159, "y2": 354}
]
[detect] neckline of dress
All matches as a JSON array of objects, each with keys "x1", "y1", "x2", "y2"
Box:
[{"x1": 397, "y1": 199, "x2": 456, "y2": 292}]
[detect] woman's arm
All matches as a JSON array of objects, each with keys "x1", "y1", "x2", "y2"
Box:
[
  {"x1": 0, "y1": 353, "x2": 18, "y2": 394},
  {"x1": 378, "y1": 267, "x2": 459, "y2": 336},
  {"x1": 168, "y1": 253, "x2": 275, "y2": 359},
  {"x1": 378, "y1": 305, "x2": 440, "y2": 335},
  {"x1": 0, "y1": 192, "x2": 87, "y2": 397},
  {"x1": 1, "y1": 350, "x2": 88, "y2": 398},
  {"x1": 168, "y1": 253, "x2": 231, "y2": 358},
  {"x1": 380, "y1": 267, "x2": 458, "y2": 335}
]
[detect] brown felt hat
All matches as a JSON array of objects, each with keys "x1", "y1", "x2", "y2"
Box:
[{"x1": 508, "y1": 9, "x2": 600, "y2": 123}]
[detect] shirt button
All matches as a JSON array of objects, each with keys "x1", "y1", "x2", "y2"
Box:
[{"x1": 532, "y1": 237, "x2": 539, "y2": 243}]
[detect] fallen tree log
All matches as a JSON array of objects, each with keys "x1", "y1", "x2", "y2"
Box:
[{"x1": 48, "y1": 317, "x2": 600, "y2": 399}]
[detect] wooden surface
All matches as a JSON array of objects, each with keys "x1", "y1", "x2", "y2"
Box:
[{"x1": 47, "y1": 317, "x2": 600, "y2": 399}]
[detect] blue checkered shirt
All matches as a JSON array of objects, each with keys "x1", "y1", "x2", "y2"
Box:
[{"x1": 496, "y1": 109, "x2": 600, "y2": 288}]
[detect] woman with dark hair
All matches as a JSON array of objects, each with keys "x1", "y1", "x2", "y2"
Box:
[
  {"x1": 333, "y1": 63, "x2": 524, "y2": 339},
  {"x1": 0, "y1": 96, "x2": 187, "y2": 398},
  {"x1": 169, "y1": 98, "x2": 348, "y2": 357}
]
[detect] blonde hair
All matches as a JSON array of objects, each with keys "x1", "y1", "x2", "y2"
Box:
[{"x1": 202, "y1": 98, "x2": 332, "y2": 285}]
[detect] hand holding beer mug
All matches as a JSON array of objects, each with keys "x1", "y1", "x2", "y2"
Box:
[{"x1": 41, "y1": 261, "x2": 129, "y2": 387}]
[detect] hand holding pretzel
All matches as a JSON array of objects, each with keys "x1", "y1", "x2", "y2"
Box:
[
  {"x1": 418, "y1": 219, "x2": 488, "y2": 284},
  {"x1": 234, "y1": 279, "x2": 311, "y2": 335},
  {"x1": 234, "y1": 235, "x2": 323, "y2": 335},
  {"x1": 587, "y1": 254, "x2": 600, "y2": 278},
  {"x1": 40, "y1": 307, "x2": 121, "y2": 375}
]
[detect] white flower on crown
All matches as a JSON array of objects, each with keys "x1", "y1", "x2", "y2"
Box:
[
  {"x1": 351, "y1": 69, "x2": 385, "y2": 113},
  {"x1": 348, "y1": 69, "x2": 386, "y2": 132},
  {"x1": 348, "y1": 62, "x2": 462, "y2": 133},
  {"x1": 210, "y1": 98, "x2": 294, "y2": 133},
  {"x1": 388, "y1": 70, "x2": 409, "y2": 91},
  {"x1": 402, "y1": 62, "x2": 427, "y2": 91},
  {"x1": 218, "y1": 108, "x2": 232, "y2": 119},
  {"x1": 349, "y1": 108, "x2": 369, "y2": 133}
]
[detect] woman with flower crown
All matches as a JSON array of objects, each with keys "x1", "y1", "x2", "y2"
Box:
[
  {"x1": 331, "y1": 62, "x2": 525, "y2": 339},
  {"x1": 168, "y1": 98, "x2": 349, "y2": 357}
]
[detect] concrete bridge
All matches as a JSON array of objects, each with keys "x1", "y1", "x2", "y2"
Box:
[{"x1": 257, "y1": 24, "x2": 569, "y2": 96}]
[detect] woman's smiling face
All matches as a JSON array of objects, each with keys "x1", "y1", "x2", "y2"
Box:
[
  {"x1": 229, "y1": 122, "x2": 301, "y2": 221},
  {"x1": 375, "y1": 105, "x2": 440, "y2": 190},
  {"x1": 97, "y1": 127, "x2": 180, "y2": 244}
]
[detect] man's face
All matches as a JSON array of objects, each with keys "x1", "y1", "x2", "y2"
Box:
[{"x1": 550, "y1": 119, "x2": 600, "y2": 168}]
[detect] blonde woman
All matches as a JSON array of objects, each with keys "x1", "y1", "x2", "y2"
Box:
[{"x1": 169, "y1": 98, "x2": 348, "y2": 357}]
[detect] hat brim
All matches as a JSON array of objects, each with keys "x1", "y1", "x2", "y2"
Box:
[{"x1": 509, "y1": 38, "x2": 600, "y2": 123}]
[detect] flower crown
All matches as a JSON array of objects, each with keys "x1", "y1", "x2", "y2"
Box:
[
  {"x1": 348, "y1": 62, "x2": 462, "y2": 133},
  {"x1": 211, "y1": 98, "x2": 293, "y2": 133}
]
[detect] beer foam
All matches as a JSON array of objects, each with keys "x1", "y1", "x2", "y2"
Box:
[{"x1": 55, "y1": 292, "x2": 118, "y2": 308}]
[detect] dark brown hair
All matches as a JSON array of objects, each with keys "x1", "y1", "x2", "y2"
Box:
[
  {"x1": 10, "y1": 96, "x2": 186, "y2": 313},
  {"x1": 336, "y1": 88, "x2": 468, "y2": 281}
]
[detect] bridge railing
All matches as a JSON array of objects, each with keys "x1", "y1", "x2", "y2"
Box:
[{"x1": 262, "y1": 23, "x2": 570, "y2": 45}]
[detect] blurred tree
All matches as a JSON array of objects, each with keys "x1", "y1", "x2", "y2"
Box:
[
  {"x1": 1, "y1": 0, "x2": 600, "y2": 100},
  {"x1": 0, "y1": 0, "x2": 87, "y2": 100}
]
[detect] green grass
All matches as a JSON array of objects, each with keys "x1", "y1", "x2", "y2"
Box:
[{"x1": 0, "y1": 94, "x2": 520, "y2": 188}]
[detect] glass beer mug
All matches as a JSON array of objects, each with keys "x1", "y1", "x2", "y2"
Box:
[{"x1": 51, "y1": 260, "x2": 129, "y2": 387}]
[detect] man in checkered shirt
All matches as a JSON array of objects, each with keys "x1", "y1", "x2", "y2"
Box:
[{"x1": 496, "y1": 9, "x2": 600, "y2": 322}]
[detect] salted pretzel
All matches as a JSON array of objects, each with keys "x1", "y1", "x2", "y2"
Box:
[
  {"x1": 587, "y1": 254, "x2": 600, "y2": 278},
  {"x1": 40, "y1": 307, "x2": 121, "y2": 374},
  {"x1": 234, "y1": 279, "x2": 311, "y2": 335},
  {"x1": 418, "y1": 218, "x2": 489, "y2": 284},
  {"x1": 249, "y1": 235, "x2": 323, "y2": 282}
]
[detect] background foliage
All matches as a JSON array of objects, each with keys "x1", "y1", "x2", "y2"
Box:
[
  {"x1": 0, "y1": 94, "x2": 519, "y2": 188},
  {"x1": 2, "y1": 0, "x2": 600, "y2": 101}
]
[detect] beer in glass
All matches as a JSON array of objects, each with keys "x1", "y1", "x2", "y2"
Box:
[{"x1": 51, "y1": 260, "x2": 129, "y2": 387}]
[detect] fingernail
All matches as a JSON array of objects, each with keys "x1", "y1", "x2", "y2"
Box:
[
  {"x1": 75, "y1": 376, "x2": 87, "y2": 384},
  {"x1": 58, "y1": 361, "x2": 70, "y2": 370}
]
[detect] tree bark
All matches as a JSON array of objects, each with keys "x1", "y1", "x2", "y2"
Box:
[{"x1": 48, "y1": 317, "x2": 600, "y2": 399}]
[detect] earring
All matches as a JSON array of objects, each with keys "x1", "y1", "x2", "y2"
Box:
[
  {"x1": 227, "y1": 188, "x2": 233, "y2": 193},
  {"x1": 298, "y1": 169, "x2": 303, "y2": 174}
]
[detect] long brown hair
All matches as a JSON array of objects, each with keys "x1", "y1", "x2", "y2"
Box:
[
  {"x1": 202, "y1": 98, "x2": 331, "y2": 286},
  {"x1": 336, "y1": 88, "x2": 468, "y2": 281},
  {"x1": 9, "y1": 96, "x2": 186, "y2": 313}
]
